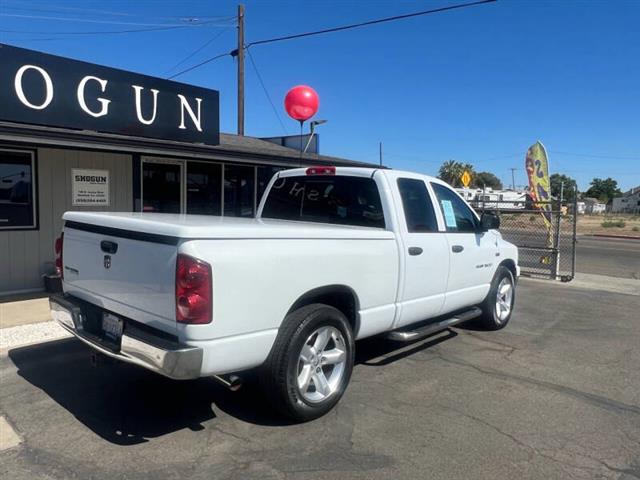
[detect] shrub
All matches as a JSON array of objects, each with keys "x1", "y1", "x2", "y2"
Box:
[
  {"x1": 632, "y1": 226, "x2": 639, "y2": 232},
  {"x1": 601, "y1": 220, "x2": 626, "y2": 228}
]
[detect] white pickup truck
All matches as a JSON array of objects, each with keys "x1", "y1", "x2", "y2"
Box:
[{"x1": 50, "y1": 166, "x2": 518, "y2": 421}]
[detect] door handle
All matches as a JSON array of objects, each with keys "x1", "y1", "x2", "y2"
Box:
[
  {"x1": 100, "y1": 240, "x2": 118, "y2": 254},
  {"x1": 408, "y1": 247, "x2": 423, "y2": 256},
  {"x1": 451, "y1": 245, "x2": 464, "y2": 253}
]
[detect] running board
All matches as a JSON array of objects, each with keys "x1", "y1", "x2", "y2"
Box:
[{"x1": 386, "y1": 307, "x2": 482, "y2": 342}]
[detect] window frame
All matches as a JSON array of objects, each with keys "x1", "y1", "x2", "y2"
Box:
[
  {"x1": 0, "y1": 147, "x2": 38, "y2": 231},
  {"x1": 396, "y1": 177, "x2": 439, "y2": 233},
  {"x1": 430, "y1": 181, "x2": 480, "y2": 234}
]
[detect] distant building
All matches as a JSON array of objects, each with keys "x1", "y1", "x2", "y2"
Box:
[
  {"x1": 581, "y1": 197, "x2": 607, "y2": 214},
  {"x1": 611, "y1": 186, "x2": 640, "y2": 214},
  {"x1": 455, "y1": 187, "x2": 528, "y2": 209}
]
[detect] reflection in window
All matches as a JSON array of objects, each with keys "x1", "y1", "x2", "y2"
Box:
[
  {"x1": 0, "y1": 150, "x2": 36, "y2": 229},
  {"x1": 187, "y1": 162, "x2": 221, "y2": 215},
  {"x1": 224, "y1": 164, "x2": 255, "y2": 217}
]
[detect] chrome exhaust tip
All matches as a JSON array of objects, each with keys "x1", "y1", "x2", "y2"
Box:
[{"x1": 212, "y1": 374, "x2": 243, "y2": 392}]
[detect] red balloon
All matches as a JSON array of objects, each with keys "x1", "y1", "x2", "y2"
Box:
[{"x1": 284, "y1": 85, "x2": 319, "y2": 122}]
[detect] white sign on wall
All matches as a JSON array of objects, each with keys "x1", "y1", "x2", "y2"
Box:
[{"x1": 72, "y1": 169, "x2": 110, "y2": 206}]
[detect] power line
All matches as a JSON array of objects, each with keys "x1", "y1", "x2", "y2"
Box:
[
  {"x1": 173, "y1": 0, "x2": 497, "y2": 79},
  {"x1": 0, "y1": 12, "x2": 235, "y2": 28},
  {"x1": 246, "y1": 0, "x2": 496, "y2": 48},
  {"x1": 0, "y1": 20, "x2": 234, "y2": 37},
  {"x1": 246, "y1": 47, "x2": 288, "y2": 135},
  {"x1": 1, "y1": 1, "x2": 234, "y2": 22},
  {"x1": 164, "y1": 27, "x2": 232, "y2": 75},
  {"x1": 167, "y1": 51, "x2": 232, "y2": 80}
]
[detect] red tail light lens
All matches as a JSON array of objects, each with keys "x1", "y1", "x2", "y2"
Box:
[
  {"x1": 54, "y1": 233, "x2": 64, "y2": 278},
  {"x1": 176, "y1": 254, "x2": 212, "y2": 324},
  {"x1": 306, "y1": 166, "x2": 335, "y2": 176}
]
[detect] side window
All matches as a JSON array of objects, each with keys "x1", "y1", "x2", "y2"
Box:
[
  {"x1": 431, "y1": 182, "x2": 478, "y2": 233},
  {"x1": 397, "y1": 178, "x2": 438, "y2": 232}
]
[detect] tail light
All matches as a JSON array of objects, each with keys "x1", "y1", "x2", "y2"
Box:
[
  {"x1": 306, "y1": 166, "x2": 335, "y2": 176},
  {"x1": 176, "y1": 254, "x2": 212, "y2": 324},
  {"x1": 54, "y1": 233, "x2": 64, "y2": 278}
]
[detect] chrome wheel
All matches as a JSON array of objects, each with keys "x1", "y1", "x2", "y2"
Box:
[
  {"x1": 495, "y1": 277, "x2": 514, "y2": 323},
  {"x1": 297, "y1": 326, "x2": 346, "y2": 404}
]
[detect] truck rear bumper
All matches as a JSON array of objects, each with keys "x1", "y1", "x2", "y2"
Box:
[{"x1": 49, "y1": 294, "x2": 203, "y2": 380}]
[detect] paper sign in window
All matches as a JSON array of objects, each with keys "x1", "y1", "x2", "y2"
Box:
[{"x1": 441, "y1": 200, "x2": 457, "y2": 228}]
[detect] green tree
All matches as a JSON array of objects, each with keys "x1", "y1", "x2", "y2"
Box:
[
  {"x1": 472, "y1": 171, "x2": 503, "y2": 189},
  {"x1": 438, "y1": 160, "x2": 465, "y2": 187},
  {"x1": 584, "y1": 177, "x2": 621, "y2": 203},
  {"x1": 550, "y1": 173, "x2": 577, "y2": 201}
]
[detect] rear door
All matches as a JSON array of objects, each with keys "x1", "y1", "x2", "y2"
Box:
[
  {"x1": 393, "y1": 176, "x2": 450, "y2": 327},
  {"x1": 62, "y1": 223, "x2": 178, "y2": 333},
  {"x1": 430, "y1": 182, "x2": 497, "y2": 313}
]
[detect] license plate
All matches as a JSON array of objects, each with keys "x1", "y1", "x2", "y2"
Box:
[{"x1": 102, "y1": 312, "x2": 123, "y2": 341}]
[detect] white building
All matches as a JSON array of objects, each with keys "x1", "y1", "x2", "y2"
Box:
[
  {"x1": 611, "y1": 186, "x2": 640, "y2": 214},
  {"x1": 455, "y1": 187, "x2": 528, "y2": 209}
]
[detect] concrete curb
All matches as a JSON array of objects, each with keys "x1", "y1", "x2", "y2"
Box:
[{"x1": 589, "y1": 234, "x2": 640, "y2": 240}]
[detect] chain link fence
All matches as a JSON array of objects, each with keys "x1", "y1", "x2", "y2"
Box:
[{"x1": 473, "y1": 198, "x2": 577, "y2": 281}]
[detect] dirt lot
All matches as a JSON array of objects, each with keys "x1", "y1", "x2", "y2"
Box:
[{"x1": 577, "y1": 214, "x2": 640, "y2": 236}]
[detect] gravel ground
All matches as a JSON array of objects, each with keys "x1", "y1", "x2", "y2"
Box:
[{"x1": 0, "y1": 321, "x2": 70, "y2": 353}]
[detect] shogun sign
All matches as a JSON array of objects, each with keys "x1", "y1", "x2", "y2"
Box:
[{"x1": 0, "y1": 43, "x2": 220, "y2": 145}]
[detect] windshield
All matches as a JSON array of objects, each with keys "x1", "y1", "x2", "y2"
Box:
[{"x1": 261, "y1": 175, "x2": 385, "y2": 229}]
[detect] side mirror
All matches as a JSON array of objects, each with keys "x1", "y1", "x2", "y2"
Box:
[{"x1": 479, "y1": 212, "x2": 500, "y2": 232}]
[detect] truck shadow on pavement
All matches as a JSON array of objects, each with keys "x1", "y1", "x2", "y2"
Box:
[{"x1": 8, "y1": 331, "x2": 457, "y2": 445}]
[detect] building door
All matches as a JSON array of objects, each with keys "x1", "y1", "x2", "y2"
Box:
[{"x1": 141, "y1": 158, "x2": 184, "y2": 213}]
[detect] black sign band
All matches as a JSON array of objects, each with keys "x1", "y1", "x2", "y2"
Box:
[{"x1": 0, "y1": 43, "x2": 220, "y2": 145}]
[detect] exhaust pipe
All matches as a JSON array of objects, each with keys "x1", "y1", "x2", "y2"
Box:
[{"x1": 212, "y1": 374, "x2": 243, "y2": 392}]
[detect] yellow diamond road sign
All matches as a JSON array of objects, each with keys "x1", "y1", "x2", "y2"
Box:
[{"x1": 461, "y1": 170, "x2": 472, "y2": 187}]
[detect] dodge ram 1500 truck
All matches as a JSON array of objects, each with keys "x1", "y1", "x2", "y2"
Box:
[{"x1": 50, "y1": 166, "x2": 519, "y2": 421}]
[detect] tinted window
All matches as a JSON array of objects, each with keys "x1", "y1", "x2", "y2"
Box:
[
  {"x1": 224, "y1": 164, "x2": 255, "y2": 217},
  {"x1": 187, "y1": 162, "x2": 221, "y2": 215},
  {"x1": 397, "y1": 178, "x2": 438, "y2": 232},
  {"x1": 0, "y1": 150, "x2": 36, "y2": 229},
  {"x1": 262, "y1": 175, "x2": 385, "y2": 229},
  {"x1": 431, "y1": 182, "x2": 478, "y2": 233}
]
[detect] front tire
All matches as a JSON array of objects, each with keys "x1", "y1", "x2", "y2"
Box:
[
  {"x1": 477, "y1": 266, "x2": 516, "y2": 330},
  {"x1": 261, "y1": 304, "x2": 355, "y2": 422}
]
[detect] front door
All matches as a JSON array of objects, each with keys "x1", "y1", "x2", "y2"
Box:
[
  {"x1": 141, "y1": 159, "x2": 184, "y2": 213},
  {"x1": 430, "y1": 182, "x2": 497, "y2": 313},
  {"x1": 394, "y1": 176, "x2": 450, "y2": 327}
]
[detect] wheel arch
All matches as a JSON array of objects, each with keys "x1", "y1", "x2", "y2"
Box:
[
  {"x1": 499, "y1": 259, "x2": 518, "y2": 281},
  {"x1": 287, "y1": 285, "x2": 360, "y2": 337}
]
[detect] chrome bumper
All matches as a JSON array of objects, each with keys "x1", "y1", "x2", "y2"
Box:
[{"x1": 49, "y1": 294, "x2": 203, "y2": 380}]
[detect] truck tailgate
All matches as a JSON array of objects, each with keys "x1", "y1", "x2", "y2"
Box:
[{"x1": 62, "y1": 222, "x2": 178, "y2": 334}]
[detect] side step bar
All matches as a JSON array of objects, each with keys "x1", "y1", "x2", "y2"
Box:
[{"x1": 386, "y1": 307, "x2": 482, "y2": 342}]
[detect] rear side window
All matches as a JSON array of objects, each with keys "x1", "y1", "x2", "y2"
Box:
[
  {"x1": 397, "y1": 178, "x2": 438, "y2": 232},
  {"x1": 431, "y1": 182, "x2": 479, "y2": 233},
  {"x1": 262, "y1": 175, "x2": 385, "y2": 229}
]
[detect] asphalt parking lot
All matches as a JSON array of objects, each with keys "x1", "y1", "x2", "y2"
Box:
[{"x1": 1, "y1": 276, "x2": 639, "y2": 480}]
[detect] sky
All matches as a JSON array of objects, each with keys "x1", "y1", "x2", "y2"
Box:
[{"x1": 1, "y1": 0, "x2": 639, "y2": 191}]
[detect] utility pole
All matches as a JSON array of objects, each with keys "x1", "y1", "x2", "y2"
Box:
[
  {"x1": 509, "y1": 168, "x2": 517, "y2": 190},
  {"x1": 379, "y1": 141, "x2": 383, "y2": 166},
  {"x1": 237, "y1": 4, "x2": 245, "y2": 136}
]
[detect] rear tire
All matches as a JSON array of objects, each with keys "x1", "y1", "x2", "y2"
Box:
[
  {"x1": 261, "y1": 304, "x2": 355, "y2": 422},
  {"x1": 477, "y1": 266, "x2": 515, "y2": 330}
]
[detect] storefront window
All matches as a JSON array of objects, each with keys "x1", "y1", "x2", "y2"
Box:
[
  {"x1": 142, "y1": 161, "x2": 182, "y2": 213},
  {"x1": 187, "y1": 162, "x2": 222, "y2": 215},
  {"x1": 224, "y1": 164, "x2": 255, "y2": 217},
  {"x1": 0, "y1": 149, "x2": 36, "y2": 229},
  {"x1": 257, "y1": 165, "x2": 284, "y2": 204}
]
